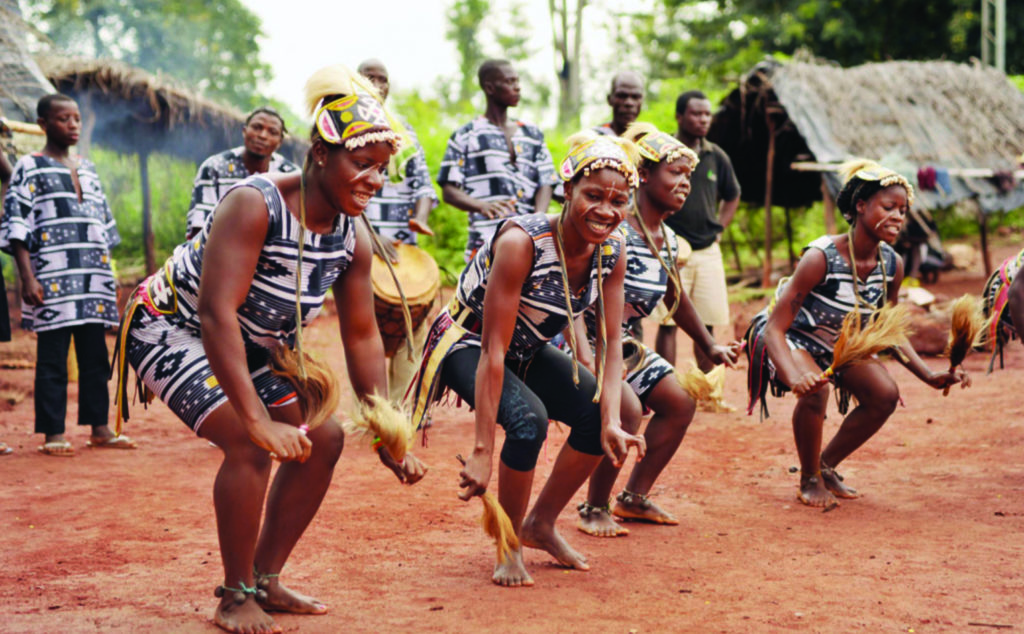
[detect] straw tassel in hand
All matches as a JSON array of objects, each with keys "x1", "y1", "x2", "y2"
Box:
[
  {"x1": 942, "y1": 295, "x2": 984, "y2": 396},
  {"x1": 457, "y1": 455, "x2": 520, "y2": 565},
  {"x1": 820, "y1": 304, "x2": 913, "y2": 381},
  {"x1": 345, "y1": 394, "x2": 414, "y2": 462}
]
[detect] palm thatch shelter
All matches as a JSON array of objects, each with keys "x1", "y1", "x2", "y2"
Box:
[
  {"x1": 37, "y1": 56, "x2": 308, "y2": 273},
  {"x1": 710, "y1": 57, "x2": 1024, "y2": 285}
]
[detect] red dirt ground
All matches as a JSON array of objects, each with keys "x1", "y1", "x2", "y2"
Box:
[{"x1": 1, "y1": 244, "x2": 1022, "y2": 633}]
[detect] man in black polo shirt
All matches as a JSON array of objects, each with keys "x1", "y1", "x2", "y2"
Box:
[{"x1": 656, "y1": 90, "x2": 740, "y2": 371}]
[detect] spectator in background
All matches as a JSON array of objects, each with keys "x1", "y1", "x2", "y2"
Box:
[
  {"x1": 593, "y1": 71, "x2": 645, "y2": 137},
  {"x1": 438, "y1": 59, "x2": 556, "y2": 262},
  {"x1": 185, "y1": 106, "x2": 297, "y2": 239},
  {"x1": 1, "y1": 94, "x2": 130, "y2": 456},
  {"x1": 656, "y1": 90, "x2": 740, "y2": 371},
  {"x1": 0, "y1": 132, "x2": 12, "y2": 455}
]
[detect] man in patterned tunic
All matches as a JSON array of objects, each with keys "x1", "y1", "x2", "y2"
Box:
[
  {"x1": 358, "y1": 58, "x2": 439, "y2": 401},
  {"x1": 1, "y1": 94, "x2": 131, "y2": 456},
  {"x1": 438, "y1": 59, "x2": 556, "y2": 262},
  {"x1": 185, "y1": 106, "x2": 297, "y2": 239}
]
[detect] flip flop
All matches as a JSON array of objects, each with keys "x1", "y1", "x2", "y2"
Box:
[
  {"x1": 37, "y1": 440, "x2": 75, "y2": 457},
  {"x1": 86, "y1": 435, "x2": 137, "y2": 449},
  {"x1": 0, "y1": 442, "x2": 12, "y2": 455}
]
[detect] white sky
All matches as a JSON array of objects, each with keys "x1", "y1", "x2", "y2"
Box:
[{"x1": 244, "y1": 0, "x2": 640, "y2": 125}]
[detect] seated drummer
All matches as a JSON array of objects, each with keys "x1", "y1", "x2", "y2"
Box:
[{"x1": 358, "y1": 59, "x2": 439, "y2": 403}]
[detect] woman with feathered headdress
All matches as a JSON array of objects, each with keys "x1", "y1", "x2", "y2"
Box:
[
  {"x1": 575, "y1": 122, "x2": 741, "y2": 537},
  {"x1": 744, "y1": 159, "x2": 966, "y2": 510},
  {"x1": 408, "y1": 131, "x2": 646, "y2": 586},
  {"x1": 112, "y1": 65, "x2": 426, "y2": 633}
]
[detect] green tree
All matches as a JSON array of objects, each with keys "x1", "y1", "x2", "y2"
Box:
[
  {"x1": 24, "y1": 0, "x2": 272, "y2": 111},
  {"x1": 445, "y1": 0, "x2": 490, "y2": 106}
]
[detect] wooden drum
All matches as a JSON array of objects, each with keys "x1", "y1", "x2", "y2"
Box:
[{"x1": 371, "y1": 243, "x2": 441, "y2": 357}]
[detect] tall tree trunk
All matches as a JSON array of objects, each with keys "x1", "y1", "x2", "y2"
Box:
[
  {"x1": 139, "y1": 149, "x2": 156, "y2": 275},
  {"x1": 550, "y1": 0, "x2": 585, "y2": 129}
]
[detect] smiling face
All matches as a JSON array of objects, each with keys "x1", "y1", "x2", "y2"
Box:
[
  {"x1": 40, "y1": 99, "x2": 81, "y2": 148},
  {"x1": 641, "y1": 155, "x2": 694, "y2": 213},
  {"x1": 316, "y1": 139, "x2": 391, "y2": 216},
  {"x1": 857, "y1": 185, "x2": 909, "y2": 244},
  {"x1": 242, "y1": 113, "x2": 284, "y2": 160},
  {"x1": 563, "y1": 168, "x2": 632, "y2": 245}
]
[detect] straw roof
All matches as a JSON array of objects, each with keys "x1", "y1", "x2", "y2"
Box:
[
  {"x1": 0, "y1": 0, "x2": 54, "y2": 122},
  {"x1": 711, "y1": 56, "x2": 1024, "y2": 212},
  {"x1": 37, "y1": 55, "x2": 307, "y2": 164}
]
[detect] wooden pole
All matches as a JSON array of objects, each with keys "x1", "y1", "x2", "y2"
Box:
[
  {"x1": 822, "y1": 177, "x2": 836, "y2": 235},
  {"x1": 978, "y1": 207, "x2": 992, "y2": 277},
  {"x1": 762, "y1": 110, "x2": 777, "y2": 288},
  {"x1": 139, "y1": 149, "x2": 156, "y2": 274},
  {"x1": 784, "y1": 207, "x2": 795, "y2": 272}
]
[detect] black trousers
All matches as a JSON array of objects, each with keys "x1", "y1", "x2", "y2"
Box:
[
  {"x1": 440, "y1": 344, "x2": 603, "y2": 472},
  {"x1": 35, "y1": 323, "x2": 110, "y2": 435}
]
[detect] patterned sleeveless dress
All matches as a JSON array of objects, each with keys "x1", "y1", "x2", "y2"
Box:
[
  {"x1": 123, "y1": 175, "x2": 357, "y2": 431},
  {"x1": 583, "y1": 220, "x2": 679, "y2": 401},
  {"x1": 745, "y1": 235, "x2": 898, "y2": 418},
  {"x1": 409, "y1": 213, "x2": 623, "y2": 428}
]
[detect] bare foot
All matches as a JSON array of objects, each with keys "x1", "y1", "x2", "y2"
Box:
[
  {"x1": 612, "y1": 491, "x2": 679, "y2": 525},
  {"x1": 492, "y1": 549, "x2": 534, "y2": 587},
  {"x1": 521, "y1": 516, "x2": 589, "y2": 570},
  {"x1": 797, "y1": 473, "x2": 839, "y2": 510},
  {"x1": 255, "y1": 576, "x2": 327, "y2": 615},
  {"x1": 213, "y1": 595, "x2": 280, "y2": 634},
  {"x1": 821, "y1": 465, "x2": 858, "y2": 499},
  {"x1": 577, "y1": 502, "x2": 629, "y2": 537}
]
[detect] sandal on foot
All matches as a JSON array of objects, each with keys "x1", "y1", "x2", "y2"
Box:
[
  {"x1": 37, "y1": 440, "x2": 75, "y2": 457},
  {"x1": 1, "y1": 442, "x2": 12, "y2": 455},
  {"x1": 612, "y1": 490, "x2": 679, "y2": 525},
  {"x1": 87, "y1": 435, "x2": 137, "y2": 449}
]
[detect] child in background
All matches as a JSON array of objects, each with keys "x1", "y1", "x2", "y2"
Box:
[{"x1": 0, "y1": 94, "x2": 133, "y2": 457}]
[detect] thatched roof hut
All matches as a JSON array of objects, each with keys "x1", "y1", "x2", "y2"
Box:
[
  {"x1": 710, "y1": 57, "x2": 1024, "y2": 283},
  {"x1": 38, "y1": 56, "x2": 307, "y2": 164}
]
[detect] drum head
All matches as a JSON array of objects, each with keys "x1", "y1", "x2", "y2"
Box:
[{"x1": 371, "y1": 243, "x2": 441, "y2": 305}]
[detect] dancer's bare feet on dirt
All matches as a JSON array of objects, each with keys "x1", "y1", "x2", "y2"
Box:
[
  {"x1": 492, "y1": 549, "x2": 535, "y2": 587},
  {"x1": 521, "y1": 516, "x2": 589, "y2": 570},
  {"x1": 213, "y1": 594, "x2": 280, "y2": 634},
  {"x1": 820, "y1": 464, "x2": 858, "y2": 499},
  {"x1": 612, "y1": 491, "x2": 679, "y2": 525},
  {"x1": 797, "y1": 473, "x2": 839, "y2": 510},
  {"x1": 577, "y1": 501, "x2": 629, "y2": 537},
  {"x1": 255, "y1": 576, "x2": 327, "y2": 615}
]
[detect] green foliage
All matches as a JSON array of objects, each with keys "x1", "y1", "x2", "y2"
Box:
[
  {"x1": 445, "y1": 0, "x2": 490, "y2": 106},
  {"x1": 25, "y1": 0, "x2": 273, "y2": 111}
]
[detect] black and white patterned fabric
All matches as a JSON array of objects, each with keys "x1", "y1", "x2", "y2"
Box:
[
  {"x1": 363, "y1": 120, "x2": 437, "y2": 245},
  {"x1": 0, "y1": 154, "x2": 120, "y2": 332}
]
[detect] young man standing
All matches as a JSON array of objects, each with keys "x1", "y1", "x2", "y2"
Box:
[
  {"x1": 438, "y1": 59, "x2": 556, "y2": 262},
  {"x1": 657, "y1": 90, "x2": 740, "y2": 371},
  {"x1": 185, "y1": 106, "x2": 296, "y2": 239},
  {"x1": 1, "y1": 94, "x2": 130, "y2": 456}
]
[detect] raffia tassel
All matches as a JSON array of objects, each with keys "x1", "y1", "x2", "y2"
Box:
[
  {"x1": 677, "y1": 362, "x2": 715, "y2": 402},
  {"x1": 345, "y1": 394, "x2": 413, "y2": 462},
  {"x1": 942, "y1": 294, "x2": 985, "y2": 395},
  {"x1": 269, "y1": 346, "x2": 340, "y2": 430},
  {"x1": 821, "y1": 304, "x2": 913, "y2": 380},
  {"x1": 480, "y1": 492, "x2": 520, "y2": 565}
]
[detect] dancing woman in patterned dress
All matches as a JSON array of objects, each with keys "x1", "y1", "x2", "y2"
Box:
[
  {"x1": 409, "y1": 132, "x2": 646, "y2": 586},
  {"x1": 576, "y1": 123, "x2": 739, "y2": 537},
  {"x1": 114, "y1": 67, "x2": 425, "y2": 634},
  {"x1": 745, "y1": 161, "x2": 965, "y2": 510}
]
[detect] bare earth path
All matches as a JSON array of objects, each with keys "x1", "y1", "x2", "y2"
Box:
[{"x1": 1, "y1": 251, "x2": 1021, "y2": 632}]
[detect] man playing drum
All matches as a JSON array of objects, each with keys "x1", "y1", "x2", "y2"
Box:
[{"x1": 358, "y1": 59, "x2": 440, "y2": 403}]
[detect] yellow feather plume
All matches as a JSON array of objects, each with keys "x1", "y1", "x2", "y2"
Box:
[
  {"x1": 269, "y1": 346, "x2": 340, "y2": 430},
  {"x1": 345, "y1": 393, "x2": 413, "y2": 462},
  {"x1": 480, "y1": 492, "x2": 520, "y2": 565},
  {"x1": 303, "y1": 64, "x2": 383, "y2": 115},
  {"x1": 677, "y1": 362, "x2": 715, "y2": 402},
  {"x1": 942, "y1": 294, "x2": 984, "y2": 395},
  {"x1": 822, "y1": 304, "x2": 913, "y2": 379},
  {"x1": 622, "y1": 121, "x2": 661, "y2": 144},
  {"x1": 839, "y1": 158, "x2": 883, "y2": 185}
]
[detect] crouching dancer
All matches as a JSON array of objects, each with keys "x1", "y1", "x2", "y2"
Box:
[{"x1": 113, "y1": 66, "x2": 425, "y2": 633}]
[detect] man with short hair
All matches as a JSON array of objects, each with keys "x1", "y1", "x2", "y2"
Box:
[
  {"x1": 185, "y1": 106, "x2": 297, "y2": 239},
  {"x1": 657, "y1": 90, "x2": 740, "y2": 371},
  {"x1": 358, "y1": 58, "x2": 439, "y2": 402},
  {"x1": 438, "y1": 59, "x2": 556, "y2": 262},
  {"x1": 594, "y1": 71, "x2": 644, "y2": 137}
]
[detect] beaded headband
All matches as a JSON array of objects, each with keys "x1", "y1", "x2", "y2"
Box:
[
  {"x1": 847, "y1": 164, "x2": 915, "y2": 206},
  {"x1": 559, "y1": 137, "x2": 640, "y2": 189},
  {"x1": 314, "y1": 93, "x2": 402, "y2": 153},
  {"x1": 634, "y1": 130, "x2": 699, "y2": 168}
]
